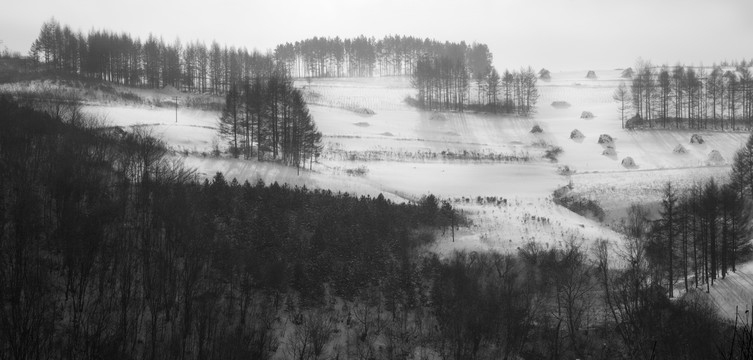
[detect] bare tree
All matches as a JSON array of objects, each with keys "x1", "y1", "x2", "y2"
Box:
[{"x1": 613, "y1": 81, "x2": 631, "y2": 128}]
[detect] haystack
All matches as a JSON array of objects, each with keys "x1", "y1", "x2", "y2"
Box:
[
  {"x1": 598, "y1": 134, "x2": 614, "y2": 145},
  {"x1": 707, "y1": 150, "x2": 725, "y2": 165},
  {"x1": 586, "y1": 70, "x2": 597, "y2": 79},
  {"x1": 621, "y1": 157, "x2": 637, "y2": 168},
  {"x1": 570, "y1": 129, "x2": 585, "y2": 140},
  {"x1": 603, "y1": 147, "x2": 617, "y2": 156},
  {"x1": 539, "y1": 68, "x2": 551, "y2": 81},
  {"x1": 581, "y1": 111, "x2": 595, "y2": 119},
  {"x1": 690, "y1": 134, "x2": 704, "y2": 144},
  {"x1": 530, "y1": 124, "x2": 543, "y2": 133},
  {"x1": 673, "y1": 144, "x2": 687, "y2": 154},
  {"x1": 551, "y1": 101, "x2": 571, "y2": 109}
]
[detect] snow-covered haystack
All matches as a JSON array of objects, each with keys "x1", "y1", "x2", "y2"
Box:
[
  {"x1": 673, "y1": 144, "x2": 688, "y2": 154},
  {"x1": 621, "y1": 157, "x2": 637, "y2": 168},
  {"x1": 539, "y1": 68, "x2": 551, "y2": 81},
  {"x1": 551, "y1": 101, "x2": 571, "y2": 109},
  {"x1": 621, "y1": 68, "x2": 634, "y2": 78},
  {"x1": 580, "y1": 111, "x2": 595, "y2": 119},
  {"x1": 352, "y1": 107, "x2": 375, "y2": 115},
  {"x1": 570, "y1": 129, "x2": 585, "y2": 140},
  {"x1": 430, "y1": 112, "x2": 447, "y2": 121},
  {"x1": 586, "y1": 70, "x2": 597, "y2": 79},
  {"x1": 690, "y1": 134, "x2": 704, "y2": 144},
  {"x1": 530, "y1": 124, "x2": 543, "y2": 133},
  {"x1": 707, "y1": 150, "x2": 725, "y2": 165},
  {"x1": 602, "y1": 147, "x2": 617, "y2": 156},
  {"x1": 597, "y1": 134, "x2": 614, "y2": 145}
]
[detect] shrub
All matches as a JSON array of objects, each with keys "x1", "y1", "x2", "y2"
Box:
[
  {"x1": 345, "y1": 165, "x2": 369, "y2": 177},
  {"x1": 544, "y1": 146, "x2": 563, "y2": 162},
  {"x1": 553, "y1": 185, "x2": 605, "y2": 222}
]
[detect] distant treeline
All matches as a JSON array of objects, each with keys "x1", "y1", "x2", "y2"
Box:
[
  {"x1": 28, "y1": 19, "x2": 274, "y2": 93},
  {"x1": 618, "y1": 60, "x2": 753, "y2": 130},
  {"x1": 27, "y1": 19, "x2": 494, "y2": 89},
  {"x1": 275, "y1": 35, "x2": 491, "y2": 78},
  {"x1": 26, "y1": 19, "x2": 539, "y2": 116},
  {"x1": 412, "y1": 60, "x2": 539, "y2": 115},
  {"x1": 218, "y1": 72, "x2": 322, "y2": 163}
]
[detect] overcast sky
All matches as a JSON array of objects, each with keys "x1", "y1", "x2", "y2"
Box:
[{"x1": 2, "y1": 0, "x2": 751, "y2": 71}]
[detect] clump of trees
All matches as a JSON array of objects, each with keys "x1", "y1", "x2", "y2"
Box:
[
  {"x1": 646, "y1": 136, "x2": 753, "y2": 299},
  {"x1": 411, "y1": 56, "x2": 539, "y2": 115},
  {"x1": 623, "y1": 59, "x2": 753, "y2": 130},
  {"x1": 218, "y1": 72, "x2": 322, "y2": 165}
]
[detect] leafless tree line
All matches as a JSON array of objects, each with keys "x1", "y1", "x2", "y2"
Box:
[{"x1": 620, "y1": 60, "x2": 753, "y2": 130}]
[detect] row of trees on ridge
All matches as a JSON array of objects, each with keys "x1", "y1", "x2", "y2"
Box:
[{"x1": 615, "y1": 60, "x2": 753, "y2": 130}]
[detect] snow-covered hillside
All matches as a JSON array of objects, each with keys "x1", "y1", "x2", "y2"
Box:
[
  {"x1": 78, "y1": 70, "x2": 745, "y2": 263},
  {"x1": 10, "y1": 68, "x2": 746, "y2": 318}
]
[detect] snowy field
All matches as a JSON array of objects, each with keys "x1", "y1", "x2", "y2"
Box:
[
  {"x1": 73, "y1": 70, "x2": 746, "y2": 261},
  {"x1": 707, "y1": 260, "x2": 753, "y2": 320},
  {"x1": 8, "y1": 68, "x2": 748, "y2": 317}
]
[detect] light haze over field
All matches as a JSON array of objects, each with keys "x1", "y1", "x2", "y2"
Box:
[{"x1": 2, "y1": 0, "x2": 752, "y2": 71}]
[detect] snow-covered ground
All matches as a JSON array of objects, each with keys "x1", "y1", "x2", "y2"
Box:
[
  {"x1": 73, "y1": 70, "x2": 746, "y2": 275},
  {"x1": 537, "y1": 70, "x2": 747, "y2": 173},
  {"x1": 707, "y1": 261, "x2": 753, "y2": 320},
  {"x1": 8, "y1": 68, "x2": 750, "y2": 318},
  {"x1": 85, "y1": 105, "x2": 220, "y2": 154}
]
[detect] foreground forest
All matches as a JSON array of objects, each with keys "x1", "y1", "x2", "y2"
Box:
[{"x1": 3, "y1": 95, "x2": 753, "y2": 359}]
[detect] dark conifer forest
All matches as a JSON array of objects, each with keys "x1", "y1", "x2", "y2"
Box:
[{"x1": 0, "y1": 96, "x2": 453, "y2": 359}]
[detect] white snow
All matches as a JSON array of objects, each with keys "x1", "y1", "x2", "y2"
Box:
[{"x1": 72, "y1": 69, "x2": 746, "y2": 263}]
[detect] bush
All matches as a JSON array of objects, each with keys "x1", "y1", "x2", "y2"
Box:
[
  {"x1": 345, "y1": 165, "x2": 369, "y2": 176},
  {"x1": 544, "y1": 146, "x2": 563, "y2": 162},
  {"x1": 625, "y1": 114, "x2": 644, "y2": 129},
  {"x1": 551, "y1": 101, "x2": 571, "y2": 109},
  {"x1": 557, "y1": 165, "x2": 576, "y2": 176},
  {"x1": 553, "y1": 185, "x2": 605, "y2": 222}
]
